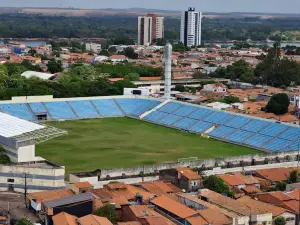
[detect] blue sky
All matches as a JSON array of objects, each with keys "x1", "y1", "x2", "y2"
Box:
[{"x1": 1, "y1": 0, "x2": 300, "y2": 13}]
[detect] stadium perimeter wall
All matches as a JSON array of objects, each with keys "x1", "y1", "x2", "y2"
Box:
[{"x1": 70, "y1": 150, "x2": 300, "y2": 184}]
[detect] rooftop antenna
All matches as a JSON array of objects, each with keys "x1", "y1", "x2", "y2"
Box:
[{"x1": 164, "y1": 43, "x2": 172, "y2": 99}]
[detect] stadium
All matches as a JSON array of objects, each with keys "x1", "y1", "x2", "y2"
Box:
[{"x1": 0, "y1": 44, "x2": 300, "y2": 192}]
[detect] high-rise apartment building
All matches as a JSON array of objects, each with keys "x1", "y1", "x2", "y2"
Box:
[
  {"x1": 138, "y1": 14, "x2": 164, "y2": 45},
  {"x1": 180, "y1": 7, "x2": 202, "y2": 47}
]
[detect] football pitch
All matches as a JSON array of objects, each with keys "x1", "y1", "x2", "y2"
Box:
[{"x1": 36, "y1": 117, "x2": 261, "y2": 174}]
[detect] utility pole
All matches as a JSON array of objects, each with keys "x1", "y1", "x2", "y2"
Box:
[
  {"x1": 7, "y1": 202, "x2": 10, "y2": 225},
  {"x1": 24, "y1": 173, "x2": 27, "y2": 208}
]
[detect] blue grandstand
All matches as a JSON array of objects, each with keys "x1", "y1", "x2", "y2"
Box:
[{"x1": 0, "y1": 97, "x2": 299, "y2": 153}]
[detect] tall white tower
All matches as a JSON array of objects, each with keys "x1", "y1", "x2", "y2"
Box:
[
  {"x1": 180, "y1": 7, "x2": 202, "y2": 47},
  {"x1": 164, "y1": 43, "x2": 172, "y2": 99}
]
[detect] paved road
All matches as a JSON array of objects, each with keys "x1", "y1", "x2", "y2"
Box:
[{"x1": 0, "y1": 192, "x2": 40, "y2": 223}]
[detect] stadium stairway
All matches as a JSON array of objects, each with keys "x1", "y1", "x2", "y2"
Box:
[{"x1": 139, "y1": 99, "x2": 170, "y2": 119}]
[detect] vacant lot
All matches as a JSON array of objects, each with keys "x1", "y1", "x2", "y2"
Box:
[{"x1": 36, "y1": 118, "x2": 260, "y2": 174}]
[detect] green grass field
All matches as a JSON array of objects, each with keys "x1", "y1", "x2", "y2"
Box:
[{"x1": 36, "y1": 117, "x2": 261, "y2": 174}]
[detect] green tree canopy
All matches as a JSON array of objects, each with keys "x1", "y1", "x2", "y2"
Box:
[
  {"x1": 289, "y1": 170, "x2": 298, "y2": 183},
  {"x1": 274, "y1": 217, "x2": 286, "y2": 225},
  {"x1": 47, "y1": 59, "x2": 63, "y2": 74},
  {"x1": 16, "y1": 218, "x2": 34, "y2": 225},
  {"x1": 266, "y1": 93, "x2": 290, "y2": 115},
  {"x1": 124, "y1": 73, "x2": 140, "y2": 81},
  {"x1": 222, "y1": 95, "x2": 240, "y2": 104},
  {"x1": 94, "y1": 204, "x2": 116, "y2": 224},
  {"x1": 175, "y1": 84, "x2": 185, "y2": 92},
  {"x1": 203, "y1": 175, "x2": 231, "y2": 196},
  {"x1": 124, "y1": 47, "x2": 138, "y2": 59}
]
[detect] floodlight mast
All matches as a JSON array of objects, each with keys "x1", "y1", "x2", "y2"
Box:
[{"x1": 164, "y1": 43, "x2": 172, "y2": 100}]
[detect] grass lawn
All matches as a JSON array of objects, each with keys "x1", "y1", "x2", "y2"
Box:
[{"x1": 36, "y1": 117, "x2": 261, "y2": 174}]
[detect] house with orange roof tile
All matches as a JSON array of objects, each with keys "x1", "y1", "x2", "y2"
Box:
[
  {"x1": 52, "y1": 212, "x2": 113, "y2": 225},
  {"x1": 159, "y1": 167, "x2": 201, "y2": 192},
  {"x1": 70, "y1": 181, "x2": 94, "y2": 194}
]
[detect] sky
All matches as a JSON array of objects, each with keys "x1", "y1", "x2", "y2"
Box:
[{"x1": 1, "y1": 0, "x2": 300, "y2": 14}]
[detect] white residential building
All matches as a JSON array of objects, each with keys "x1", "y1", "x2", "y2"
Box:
[
  {"x1": 180, "y1": 7, "x2": 202, "y2": 47},
  {"x1": 138, "y1": 14, "x2": 164, "y2": 45},
  {"x1": 203, "y1": 83, "x2": 228, "y2": 93},
  {"x1": 85, "y1": 42, "x2": 101, "y2": 54}
]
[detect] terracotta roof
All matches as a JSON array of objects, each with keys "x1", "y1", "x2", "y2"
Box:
[
  {"x1": 150, "y1": 195, "x2": 198, "y2": 219},
  {"x1": 217, "y1": 174, "x2": 245, "y2": 186},
  {"x1": 286, "y1": 189, "x2": 300, "y2": 200},
  {"x1": 139, "y1": 77, "x2": 161, "y2": 81},
  {"x1": 109, "y1": 78, "x2": 124, "y2": 82},
  {"x1": 136, "y1": 181, "x2": 179, "y2": 196},
  {"x1": 126, "y1": 184, "x2": 155, "y2": 201},
  {"x1": 269, "y1": 191, "x2": 293, "y2": 201},
  {"x1": 117, "y1": 222, "x2": 142, "y2": 225},
  {"x1": 106, "y1": 182, "x2": 127, "y2": 190},
  {"x1": 279, "y1": 114, "x2": 299, "y2": 122},
  {"x1": 78, "y1": 215, "x2": 113, "y2": 225},
  {"x1": 186, "y1": 216, "x2": 209, "y2": 225},
  {"x1": 255, "y1": 168, "x2": 291, "y2": 182},
  {"x1": 198, "y1": 209, "x2": 232, "y2": 225},
  {"x1": 52, "y1": 212, "x2": 77, "y2": 225},
  {"x1": 282, "y1": 200, "x2": 300, "y2": 213},
  {"x1": 29, "y1": 189, "x2": 73, "y2": 203},
  {"x1": 127, "y1": 205, "x2": 157, "y2": 218},
  {"x1": 109, "y1": 55, "x2": 127, "y2": 59},
  {"x1": 237, "y1": 196, "x2": 287, "y2": 217},
  {"x1": 242, "y1": 186, "x2": 262, "y2": 194},
  {"x1": 73, "y1": 181, "x2": 93, "y2": 189},
  {"x1": 139, "y1": 216, "x2": 171, "y2": 225},
  {"x1": 110, "y1": 196, "x2": 129, "y2": 209},
  {"x1": 199, "y1": 189, "x2": 252, "y2": 216},
  {"x1": 177, "y1": 167, "x2": 201, "y2": 180}
]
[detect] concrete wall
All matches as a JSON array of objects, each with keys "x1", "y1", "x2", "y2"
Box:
[
  {"x1": 0, "y1": 162, "x2": 65, "y2": 193},
  {"x1": 70, "y1": 150, "x2": 300, "y2": 182},
  {"x1": 2, "y1": 144, "x2": 36, "y2": 163}
]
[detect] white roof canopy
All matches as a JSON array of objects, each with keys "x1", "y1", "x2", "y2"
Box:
[{"x1": 0, "y1": 112, "x2": 45, "y2": 138}]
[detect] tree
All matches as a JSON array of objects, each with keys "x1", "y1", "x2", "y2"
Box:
[
  {"x1": 175, "y1": 84, "x2": 185, "y2": 92},
  {"x1": 154, "y1": 38, "x2": 166, "y2": 46},
  {"x1": 266, "y1": 93, "x2": 290, "y2": 115},
  {"x1": 276, "y1": 181, "x2": 286, "y2": 191},
  {"x1": 94, "y1": 204, "x2": 116, "y2": 224},
  {"x1": 0, "y1": 147, "x2": 10, "y2": 164},
  {"x1": 0, "y1": 65, "x2": 8, "y2": 78},
  {"x1": 114, "y1": 36, "x2": 134, "y2": 45},
  {"x1": 108, "y1": 46, "x2": 118, "y2": 54},
  {"x1": 124, "y1": 47, "x2": 138, "y2": 59},
  {"x1": 100, "y1": 49, "x2": 110, "y2": 57},
  {"x1": 5, "y1": 63, "x2": 26, "y2": 76},
  {"x1": 71, "y1": 65, "x2": 97, "y2": 80},
  {"x1": 203, "y1": 175, "x2": 231, "y2": 196},
  {"x1": 28, "y1": 48, "x2": 37, "y2": 57},
  {"x1": 124, "y1": 73, "x2": 140, "y2": 81},
  {"x1": 47, "y1": 59, "x2": 63, "y2": 74},
  {"x1": 222, "y1": 95, "x2": 240, "y2": 104},
  {"x1": 274, "y1": 217, "x2": 286, "y2": 225},
  {"x1": 289, "y1": 170, "x2": 298, "y2": 183},
  {"x1": 16, "y1": 218, "x2": 34, "y2": 225},
  {"x1": 113, "y1": 80, "x2": 136, "y2": 95},
  {"x1": 3, "y1": 39, "x2": 9, "y2": 45}
]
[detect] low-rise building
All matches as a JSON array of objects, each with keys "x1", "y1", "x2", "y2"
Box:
[
  {"x1": 159, "y1": 167, "x2": 201, "y2": 192},
  {"x1": 86, "y1": 42, "x2": 102, "y2": 54},
  {"x1": 70, "y1": 181, "x2": 94, "y2": 194},
  {"x1": 203, "y1": 83, "x2": 228, "y2": 93}
]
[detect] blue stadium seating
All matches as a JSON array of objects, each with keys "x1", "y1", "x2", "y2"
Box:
[
  {"x1": 188, "y1": 108, "x2": 213, "y2": 120},
  {"x1": 0, "y1": 103, "x2": 34, "y2": 120},
  {"x1": 173, "y1": 118, "x2": 198, "y2": 130},
  {"x1": 189, "y1": 121, "x2": 214, "y2": 133},
  {"x1": 159, "y1": 102, "x2": 183, "y2": 113},
  {"x1": 91, "y1": 99, "x2": 123, "y2": 117},
  {"x1": 29, "y1": 102, "x2": 47, "y2": 114},
  {"x1": 44, "y1": 102, "x2": 76, "y2": 120},
  {"x1": 278, "y1": 127, "x2": 300, "y2": 141},
  {"x1": 225, "y1": 116, "x2": 251, "y2": 128},
  {"x1": 172, "y1": 105, "x2": 197, "y2": 117},
  {"x1": 159, "y1": 114, "x2": 183, "y2": 126},
  {"x1": 69, "y1": 101, "x2": 99, "y2": 119},
  {"x1": 144, "y1": 111, "x2": 168, "y2": 123},
  {"x1": 259, "y1": 123, "x2": 290, "y2": 137},
  {"x1": 243, "y1": 134, "x2": 273, "y2": 148},
  {"x1": 285, "y1": 140, "x2": 300, "y2": 151},
  {"x1": 242, "y1": 119, "x2": 271, "y2": 132},
  {"x1": 227, "y1": 130, "x2": 254, "y2": 143},
  {"x1": 116, "y1": 98, "x2": 161, "y2": 116},
  {"x1": 208, "y1": 126, "x2": 236, "y2": 139},
  {"x1": 203, "y1": 111, "x2": 231, "y2": 124},
  {"x1": 263, "y1": 138, "x2": 292, "y2": 151}
]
